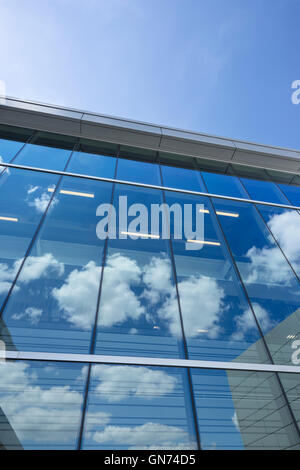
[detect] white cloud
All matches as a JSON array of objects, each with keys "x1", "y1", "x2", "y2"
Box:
[
  {"x1": 0, "y1": 361, "x2": 189, "y2": 447},
  {"x1": 92, "y1": 421, "x2": 195, "y2": 449},
  {"x1": 0, "y1": 253, "x2": 64, "y2": 306},
  {"x1": 158, "y1": 275, "x2": 224, "y2": 338},
  {"x1": 0, "y1": 361, "x2": 110, "y2": 444},
  {"x1": 12, "y1": 307, "x2": 42, "y2": 325},
  {"x1": 245, "y1": 244, "x2": 294, "y2": 285},
  {"x1": 231, "y1": 302, "x2": 275, "y2": 341},
  {"x1": 268, "y1": 210, "x2": 300, "y2": 274},
  {"x1": 52, "y1": 261, "x2": 101, "y2": 330},
  {"x1": 18, "y1": 253, "x2": 64, "y2": 284},
  {"x1": 142, "y1": 256, "x2": 174, "y2": 304},
  {"x1": 0, "y1": 261, "x2": 20, "y2": 295},
  {"x1": 245, "y1": 210, "x2": 300, "y2": 285},
  {"x1": 28, "y1": 191, "x2": 51, "y2": 213},
  {"x1": 97, "y1": 254, "x2": 145, "y2": 327},
  {"x1": 91, "y1": 364, "x2": 177, "y2": 402},
  {"x1": 51, "y1": 253, "x2": 225, "y2": 338},
  {"x1": 27, "y1": 184, "x2": 58, "y2": 214}
]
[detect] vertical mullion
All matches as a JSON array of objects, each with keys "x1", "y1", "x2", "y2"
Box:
[
  {"x1": 0, "y1": 130, "x2": 36, "y2": 177},
  {"x1": 76, "y1": 145, "x2": 120, "y2": 450},
  {"x1": 158, "y1": 161, "x2": 202, "y2": 451}
]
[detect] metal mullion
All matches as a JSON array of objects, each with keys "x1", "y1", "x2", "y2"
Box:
[
  {"x1": 4, "y1": 350, "x2": 300, "y2": 373},
  {"x1": 76, "y1": 145, "x2": 120, "y2": 450},
  {"x1": 158, "y1": 163, "x2": 202, "y2": 451},
  {"x1": 0, "y1": 130, "x2": 36, "y2": 177},
  {"x1": 1, "y1": 160, "x2": 300, "y2": 211}
]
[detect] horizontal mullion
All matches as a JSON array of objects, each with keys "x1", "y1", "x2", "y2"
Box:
[
  {"x1": 1, "y1": 161, "x2": 300, "y2": 211},
  {"x1": 3, "y1": 350, "x2": 300, "y2": 374}
]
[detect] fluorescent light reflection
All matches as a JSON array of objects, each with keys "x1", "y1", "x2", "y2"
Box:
[
  {"x1": 48, "y1": 188, "x2": 94, "y2": 198},
  {"x1": 121, "y1": 231, "x2": 160, "y2": 239},
  {"x1": 199, "y1": 208, "x2": 239, "y2": 218},
  {"x1": 187, "y1": 239, "x2": 221, "y2": 246},
  {"x1": 0, "y1": 216, "x2": 18, "y2": 222}
]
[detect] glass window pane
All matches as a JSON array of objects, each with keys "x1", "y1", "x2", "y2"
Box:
[
  {"x1": 116, "y1": 158, "x2": 160, "y2": 186},
  {"x1": 66, "y1": 150, "x2": 116, "y2": 178},
  {"x1": 279, "y1": 373, "x2": 300, "y2": 431},
  {"x1": 160, "y1": 164, "x2": 206, "y2": 192},
  {"x1": 0, "y1": 168, "x2": 59, "y2": 312},
  {"x1": 256, "y1": 205, "x2": 300, "y2": 278},
  {"x1": 241, "y1": 177, "x2": 290, "y2": 204},
  {"x1": 0, "y1": 138, "x2": 24, "y2": 164},
  {"x1": 213, "y1": 197, "x2": 300, "y2": 365},
  {"x1": 82, "y1": 364, "x2": 198, "y2": 450},
  {"x1": 0, "y1": 360, "x2": 86, "y2": 449},
  {"x1": 94, "y1": 184, "x2": 185, "y2": 358},
  {"x1": 201, "y1": 172, "x2": 249, "y2": 198},
  {"x1": 0, "y1": 176, "x2": 113, "y2": 354},
  {"x1": 13, "y1": 143, "x2": 71, "y2": 171},
  {"x1": 279, "y1": 183, "x2": 300, "y2": 206},
  {"x1": 191, "y1": 368, "x2": 300, "y2": 450},
  {"x1": 164, "y1": 190, "x2": 269, "y2": 364}
]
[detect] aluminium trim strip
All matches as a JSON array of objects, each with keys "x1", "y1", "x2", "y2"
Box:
[
  {"x1": 3, "y1": 350, "x2": 300, "y2": 374},
  {"x1": 2, "y1": 95, "x2": 300, "y2": 157},
  {"x1": 2, "y1": 161, "x2": 300, "y2": 211}
]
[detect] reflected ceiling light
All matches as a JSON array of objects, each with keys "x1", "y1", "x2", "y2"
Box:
[
  {"x1": 121, "y1": 231, "x2": 160, "y2": 239},
  {"x1": 153, "y1": 326, "x2": 160, "y2": 329},
  {"x1": 287, "y1": 334, "x2": 296, "y2": 339},
  {"x1": 187, "y1": 239, "x2": 221, "y2": 246},
  {"x1": 0, "y1": 216, "x2": 18, "y2": 222},
  {"x1": 216, "y1": 211, "x2": 239, "y2": 218},
  {"x1": 48, "y1": 188, "x2": 94, "y2": 198},
  {"x1": 199, "y1": 208, "x2": 239, "y2": 218},
  {"x1": 197, "y1": 329, "x2": 208, "y2": 333}
]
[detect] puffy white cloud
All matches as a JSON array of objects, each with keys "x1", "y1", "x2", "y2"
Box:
[
  {"x1": 52, "y1": 261, "x2": 101, "y2": 330},
  {"x1": 52, "y1": 254, "x2": 145, "y2": 330},
  {"x1": 27, "y1": 185, "x2": 58, "y2": 214},
  {"x1": 142, "y1": 256, "x2": 174, "y2": 304},
  {"x1": 244, "y1": 210, "x2": 300, "y2": 285},
  {"x1": 28, "y1": 191, "x2": 52, "y2": 213},
  {"x1": 98, "y1": 254, "x2": 145, "y2": 327},
  {"x1": 51, "y1": 253, "x2": 225, "y2": 338},
  {"x1": 92, "y1": 422, "x2": 194, "y2": 449},
  {"x1": 18, "y1": 253, "x2": 64, "y2": 284},
  {"x1": 0, "y1": 361, "x2": 110, "y2": 444},
  {"x1": 245, "y1": 245, "x2": 293, "y2": 285},
  {"x1": 91, "y1": 364, "x2": 177, "y2": 402},
  {"x1": 12, "y1": 307, "x2": 42, "y2": 325},
  {"x1": 0, "y1": 361, "x2": 188, "y2": 448},
  {"x1": 268, "y1": 210, "x2": 300, "y2": 272},
  {"x1": 158, "y1": 275, "x2": 224, "y2": 338},
  {"x1": 231, "y1": 302, "x2": 275, "y2": 341},
  {"x1": 0, "y1": 261, "x2": 18, "y2": 295}
]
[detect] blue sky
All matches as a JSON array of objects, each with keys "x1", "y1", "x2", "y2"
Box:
[{"x1": 1, "y1": 0, "x2": 300, "y2": 149}]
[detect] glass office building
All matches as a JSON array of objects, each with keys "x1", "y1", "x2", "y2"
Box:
[{"x1": 0, "y1": 97, "x2": 300, "y2": 449}]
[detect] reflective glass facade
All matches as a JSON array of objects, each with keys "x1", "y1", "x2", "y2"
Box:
[{"x1": 0, "y1": 122, "x2": 300, "y2": 450}]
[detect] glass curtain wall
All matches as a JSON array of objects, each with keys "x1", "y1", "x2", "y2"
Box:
[{"x1": 0, "y1": 129, "x2": 300, "y2": 450}]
